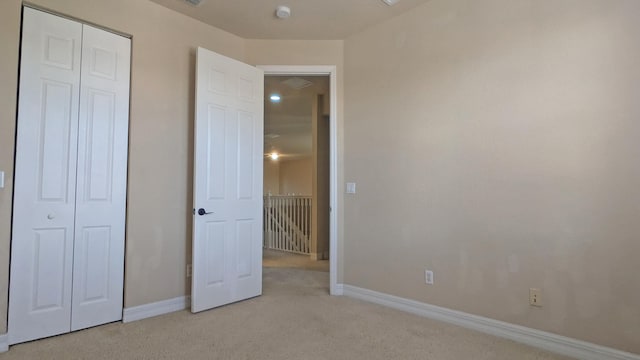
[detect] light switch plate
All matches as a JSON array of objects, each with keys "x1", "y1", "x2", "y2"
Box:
[
  {"x1": 0, "y1": 171, "x2": 4, "y2": 189},
  {"x1": 346, "y1": 182, "x2": 356, "y2": 194},
  {"x1": 425, "y1": 270, "x2": 434, "y2": 285}
]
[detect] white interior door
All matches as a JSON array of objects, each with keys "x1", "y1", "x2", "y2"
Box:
[
  {"x1": 9, "y1": 7, "x2": 130, "y2": 344},
  {"x1": 71, "y1": 24, "x2": 130, "y2": 331},
  {"x1": 192, "y1": 47, "x2": 264, "y2": 313},
  {"x1": 9, "y1": 7, "x2": 82, "y2": 344}
]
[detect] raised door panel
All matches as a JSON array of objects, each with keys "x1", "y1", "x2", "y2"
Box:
[
  {"x1": 38, "y1": 80, "x2": 75, "y2": 201},
  {"x1": 205, "y1": 221, "x2": 227, "y2": 287},
  {"x1": 32, "y1": 229, "x2": 68, "y2": 311},
  {"x1": 206, "y1": 105, "x2": 227, "y2": 200},
  {"x1": 235, "y1": 220, "x2": 254, "y2": 279},
  {"x1": 71, "y1": 24, "x2": 130, "y2": 331},
  {"x1": 236, "y1": 110, "x2": 255, "y2": 200},
  {"x1": 73, "y1": 227, "x2": 111, "y2": 304},
  {"x1": 9, "y1": 7, "x2": 82, "y2": 345},
  {"x1": 84, "y1": 89, "x2": 116, "y2": 201}
]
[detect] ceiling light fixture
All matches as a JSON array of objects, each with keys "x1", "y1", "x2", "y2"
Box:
[
  {"x1": 270, "y1": 94, "x2": 281, "y2": 102},
  {"x1": 275, "y1": 6, "x2": 291, "y2": 19},
  {"x1": 184, "y1": 0, "x2": 204, "y2": 6},
  {"x1": 381, "y1": 0, "x2": 400, "y2": 6},
  {"x1": 270, "y1": 153, "x2": 279, "y2": 160}
]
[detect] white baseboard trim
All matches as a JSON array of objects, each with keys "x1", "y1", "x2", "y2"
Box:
[
  {"x1": 332, "y1": 283, "x2": 344, "y2": 296},
  {"x1": 123, "y1": 296, "x2": 190, "y2": 323},
  {"x1": 342, "y1": 285, "x2": 639, "y2": 360},
  {"x1": 0, "y1": 333, "x2": 8, "y2": 353}
]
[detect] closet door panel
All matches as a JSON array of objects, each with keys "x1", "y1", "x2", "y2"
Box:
[
  {"x1": 71, "y1": 24, "x2": 130, "y2": 331},
  {"x1": 8, "y1": 7, "x2": 82, "y2": 345}
]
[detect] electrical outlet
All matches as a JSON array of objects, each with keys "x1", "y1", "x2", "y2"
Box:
[
  {"x1": 186, "y1": 264, "x2": 192, "y2": 278},
  {"x1": 529, "y1": 288, "x2": 542, "y2": 307},
  {"x1": 425, "y1": 270, "x2": 434, "y2": 285}
]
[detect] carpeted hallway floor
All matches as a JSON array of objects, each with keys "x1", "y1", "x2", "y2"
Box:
[
  {"x1": 1, "y1": 266, "x2": 572, "y2": 360},
  {"x1": 262, "y1": 249, "x2": 329, "y2": 272}
]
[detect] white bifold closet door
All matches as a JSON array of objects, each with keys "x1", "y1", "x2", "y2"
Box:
[{"x1": 8, "y1": 7, "x2": 130, "y2": 345}]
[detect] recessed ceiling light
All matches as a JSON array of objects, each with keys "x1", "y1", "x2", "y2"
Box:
[
  {"x1": 184, "y1": 0, "x2": 204, "y2": 6},
  {"x1": 381, "y1": 0, "x2": 400, "y2": 6},
  {"x1": 270, "y1": 153, "x2": 279, "y2": 160},
  {"x1": 270, "y1": 94, "x2": 281, "y2": 102},
  {"x1": 275, "y1": 6, "x2": 291, "y2": 19}
]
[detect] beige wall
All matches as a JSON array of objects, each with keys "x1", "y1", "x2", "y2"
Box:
[
  {"x1": 344, "y1": 0, "x2": 640, "y2": 354},
  {"x1": 0, "y1": 0, "x2": 246, "y2": 331},
  {"x1": 279, "y1": 158, "x2": 312, "y2": 195},
  {"x1": 265, "y1": 157, "x2": 314, "y2": 196},
  {"x1": 312, "y1": 96, "x2": 330, "y2": 260},
  {"x1": 263, "y1": 159, "x2": 280, "y2": 195},
  {"x1": 0, "y1": 0, "x2": 21, "y2": 335}
]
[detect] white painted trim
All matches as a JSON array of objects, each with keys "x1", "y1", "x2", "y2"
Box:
[
  {"x1": 258, "y1": 65, "x2": 340, "y2": 296},
  {"x1": 343, "y1": 285, "x2": 640, "y2": 360},
  {"x1": 334, "y1": 283, "x2": 344, "y2": 296},
  {"x1": 122, "y1": 296, "x2": 190, "y2": 323},
  {"x1": 0, "y1": 334, "x2": 8, "y2": 353}
]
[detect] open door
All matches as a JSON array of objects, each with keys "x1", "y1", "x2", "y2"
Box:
[{"x1": 191, "y1": 47, "x2": 264, "y2": 313}]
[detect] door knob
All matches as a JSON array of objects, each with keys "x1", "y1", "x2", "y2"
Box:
[
  {"x1": 197, "y1": 208, "x2": 213, "y2": 216},
  {"x1": 47, "y1": 213, "x2": 55, "y2": 220}
]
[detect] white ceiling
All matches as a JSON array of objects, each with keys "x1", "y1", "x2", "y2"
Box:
[{"x1": 149, "y1": 0, "x2": 430, "y2": 40}]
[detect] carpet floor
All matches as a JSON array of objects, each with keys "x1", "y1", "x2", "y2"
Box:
[
  {"x1": 262, "y1": 249, "x2": 329, "y2": 272},
  {"x1": 1, "y1": 267, "x2": 572, "y2": 360}
]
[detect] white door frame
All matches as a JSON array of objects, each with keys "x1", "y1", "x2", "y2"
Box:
[{"x1": 258, "y1": 65, "x2": 339, "y2": 295}]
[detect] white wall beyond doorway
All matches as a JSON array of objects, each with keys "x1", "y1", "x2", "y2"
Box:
[{"x1": 258, "y1": 65, "x2": 338, "y2": 296}]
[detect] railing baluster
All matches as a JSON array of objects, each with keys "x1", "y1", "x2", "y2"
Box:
[
  {"x1": 293, "y1": 197, "x2": 297, "y2": 252},
  {"x1": 299, "y1": 197, "x2": 302, "y2": 252},
  {"x1": 279, "y1": 197, "x2": 283, "y2": 251},
  {"x1": 275, "y1": 197, "x2": 279, "y2": 251},
  {"x1": 298, "y1": 197, "x2": 302, "y2": 252},
  {"x1": 283, "y1": 197, "x2": 288, "y2": 251},
  {"x1": 261, "y1": 195, "x2": 312, "y2": 255}
]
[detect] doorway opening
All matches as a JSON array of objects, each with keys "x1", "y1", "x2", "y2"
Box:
[{"x1": 259, "y1": 66, "x2": 338, "y2": 294}]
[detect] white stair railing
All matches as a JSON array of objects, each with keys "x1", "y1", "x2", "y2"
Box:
[{"x1": 263, "y1": 195, "x2": 311, "y2": 255}]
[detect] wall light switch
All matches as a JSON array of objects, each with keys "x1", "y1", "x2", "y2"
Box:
[
  {"x1": 346, "y1": 182, "x2": 356, "y2": 194},
  {"x1": 425, "y1": 270, "x2": 434, "y2": 285},
  {"x1": 0, "y1": 171, "x2": 4, "y2": 189}
]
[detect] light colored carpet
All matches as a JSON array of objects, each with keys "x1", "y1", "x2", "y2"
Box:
[
  {"x1": 263, "y1": 249, "x2": 329, "y2": 272},
  {"x1": 2, "y1": 268, "x2": 572, "y2": 360}
]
